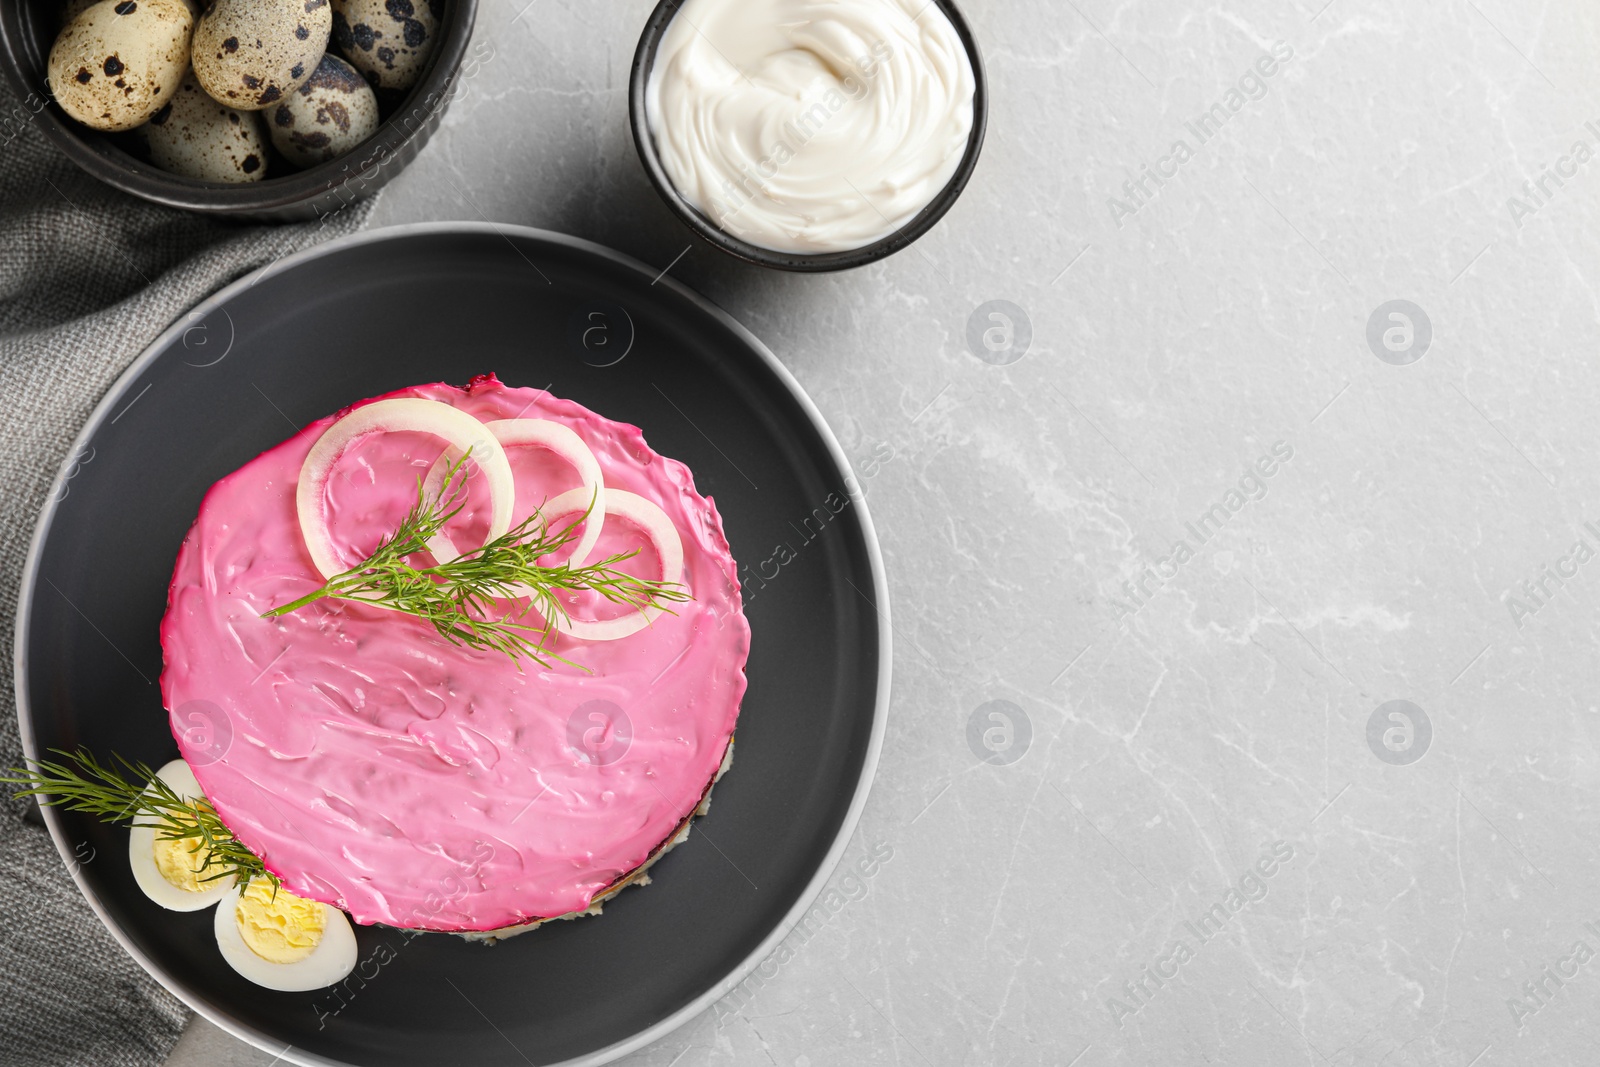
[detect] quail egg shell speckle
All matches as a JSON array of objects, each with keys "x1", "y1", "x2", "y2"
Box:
[
  {"x1": 267, "y1": 52, "x2": 378, "y2": 167},
  {"x1": 60, "y1": 0, "x2": 198, "y2": 29},
  {"x1": 332, "y1": 0, "x2": 440, "y2": 93},
  {"x1": 133, "y1": 70, "x2": 269, "y2": 182},
  {"x1": 48, "y1": 0, "x2": 193, "y2": 132},
  {"x1": 191, "y1": 0, "x2": 331, "y2": 110}
]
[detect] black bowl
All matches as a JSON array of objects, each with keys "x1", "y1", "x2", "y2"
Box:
[
  {"x1": 627, "y1": 0, "x2": 988, "y2": 273},
  {"x1": 0, "y1": 0, "x2": 479, "y2": 222}
]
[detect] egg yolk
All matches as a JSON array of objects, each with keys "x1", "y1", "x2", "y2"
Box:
[
  {"x1": 235, "y1": 879, "x2": 327, "y2": 964},
  {"x1": 152, "y1": 820, "x2": 226, "y2": 892}
]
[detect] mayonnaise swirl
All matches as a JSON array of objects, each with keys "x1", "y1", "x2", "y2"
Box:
[{"x1": 645, "y1": 0, "x2": 977, "y2": 255}]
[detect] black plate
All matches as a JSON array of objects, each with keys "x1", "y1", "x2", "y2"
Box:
[{"x1": 15, "y1": 224, "x2": 890, "y2": 1066}]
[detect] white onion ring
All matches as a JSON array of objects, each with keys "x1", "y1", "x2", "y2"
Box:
[
  {"x1": 423, "y1": 419, "x2": 607, "y2": 568},
  {"x1": 527, "y1": 486, "x2": 685, "y2": 642},
  {"x1": 295, "y1": 399, "x2": 515, "y2": 581}
]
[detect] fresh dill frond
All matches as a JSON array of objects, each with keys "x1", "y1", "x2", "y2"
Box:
[
  {"x1": 3, "y1": 747, "x2": 273, "y2": 889},
  {"x1": 263, "y1": 452, "x2": 690, "y2": 670}
]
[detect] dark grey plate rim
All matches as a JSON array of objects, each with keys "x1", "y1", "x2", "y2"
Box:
[{"x1": 13, "y1": 221, "x2": 892, "y2": 1067}]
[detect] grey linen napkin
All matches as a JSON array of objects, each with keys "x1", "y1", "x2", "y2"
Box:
[{"x1": 0, "y1": 76, "x2": 375, "y2": 1067}]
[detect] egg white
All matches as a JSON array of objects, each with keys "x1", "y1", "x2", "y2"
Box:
[
  {"x1": 127, "y1": 758, "x2": 235, "y2": 912},
  {"x1": 213, "y1": 883, "x2": 358, "y2": 992}
]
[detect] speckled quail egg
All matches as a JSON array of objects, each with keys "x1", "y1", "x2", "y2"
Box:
[
  {"x1": 48, "y1": 0, "x2": 193, "y2": 132},
  {"x1": 266, "y1": 52, "x2": 378, "y2": 167},
  {"x1": 191, "y1": 0, "x2": 331, "y2": 111},
  {"x1": 131, "y1": 70, "x2": 269, "y2": 182},
  {"x1": 128, "y1": 759, "x2": 237, "y2": 911},
  {"x1": 214, "y1": 879, "x2": 357, "y2": 991},
  {"x1": 332, "y1": 0, "x2": 440, "y2": 94}
]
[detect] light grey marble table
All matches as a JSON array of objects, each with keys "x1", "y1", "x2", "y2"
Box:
[{"x1": 167, "y1": 0, "x2": 1600, "y2": 1064}]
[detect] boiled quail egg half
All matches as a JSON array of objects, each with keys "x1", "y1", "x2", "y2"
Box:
[
  {"x1": 214, "y1": 878, "x2": 358, "y2": 991},
  {"x1": 127, "y1": 758, "x2": 236, "y2": 912}
]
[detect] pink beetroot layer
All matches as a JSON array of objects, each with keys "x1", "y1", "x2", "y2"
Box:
[{"x1": 160, "y1": 376, "x2": 749, "y2": 931}]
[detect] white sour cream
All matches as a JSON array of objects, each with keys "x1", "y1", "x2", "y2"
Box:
[{"x1": 644, "y1": 0, "x2": 977, "y2": 255}]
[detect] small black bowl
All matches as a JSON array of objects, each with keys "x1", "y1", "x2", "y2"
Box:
[
  {"x1": 0, "y1": 0, "x2": 479, "y2": 222},
  {"x1": 628, "y1": 0, "x2": 988, "y2": 273}
]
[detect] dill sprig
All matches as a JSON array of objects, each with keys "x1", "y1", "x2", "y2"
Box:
[
  {"x1": 3, "y1": 747, "x2": 272, "y2": 888},
  {"x1": 263, "y1": 453, "x2": 690, "y2": 671}
]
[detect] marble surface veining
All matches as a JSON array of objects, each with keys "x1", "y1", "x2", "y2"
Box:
[{"x1": 167, "y1": 0, "x2": 1600, "y2": 1063}]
